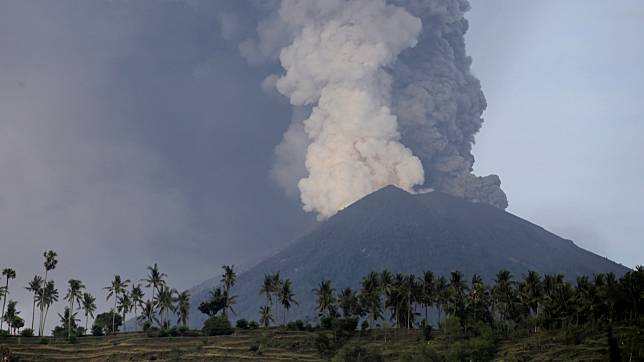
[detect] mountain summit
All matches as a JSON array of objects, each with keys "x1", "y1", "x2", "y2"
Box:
[{"x1": 188, "y1": 186, "x2": 628, "y2": 327}]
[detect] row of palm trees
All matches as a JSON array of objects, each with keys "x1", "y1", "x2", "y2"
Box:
[
  {"x1": 1, "y1": 251, "x2": 191, "y2": 337},
  {"x1": 306, "y1": 267, "x2": 644, "y2": 333},
  {"x1": 258, "y1": 272, "x2": 298, "y2": 327}
]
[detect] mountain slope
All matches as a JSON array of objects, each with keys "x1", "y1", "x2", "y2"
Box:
[{"x1": 188, "y1": 186, "x2": 629, "y2": 327}]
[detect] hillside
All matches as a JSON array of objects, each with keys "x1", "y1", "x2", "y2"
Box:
[{"x1": 189, "y1": 186, "x2": 629, "y2": 327}]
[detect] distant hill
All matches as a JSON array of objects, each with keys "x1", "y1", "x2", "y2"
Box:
[{"x1": 187, "y1": 186, "x2": 629, "y2": 328}]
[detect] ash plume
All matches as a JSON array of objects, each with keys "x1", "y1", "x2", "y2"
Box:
[{"x1": 245, "y1": 0, "x2": 508, "y2": 218}]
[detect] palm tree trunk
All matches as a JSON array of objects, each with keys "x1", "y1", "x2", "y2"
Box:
[
  {"x1": 39, "y1": 270, "x2": 48, "y2": 336},
  {"x1": 31, "y1": 297, "x2": 37, "y2": 330},
  {"x1": 112, "y1": 294, "x2": 117, "y2": 334},
  {"x1": 69, "y1": 300, "x2": 73, "y2": 338},
  {"x1": 86, "y1": 313, "x2": 89, "y2": 332},
  {"x1": 1, "y1": 278, "x2": 8, "y2": 329}
]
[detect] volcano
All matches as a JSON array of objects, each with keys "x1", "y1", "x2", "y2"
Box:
[{"x1": 187, "y1": 186, "x2": 629, "y2": 327}]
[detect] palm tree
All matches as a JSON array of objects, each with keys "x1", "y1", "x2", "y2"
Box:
[
  {"x1": 380, "y1": 270, "x2": 393, "y2": 322},
  {"x1": 81, "y1": 292, "x2": 96, "y2": 332},
  {"x1": 142, "y1": 264, "x2": 166, "y2": 305},
  {"x1": 259, "y1": 305, "x2": 273, "y2": 328},
  {"x1": 260, "y1": 274, "x2": 273, "y2": 306},
  {"x1": 435, "y1": 276, "x2": 448, "y2": 324},
  {"x1": 313, "y1": 280, "x2": 336, "y2": 318},
  {"x1": 117, "y1": 292, "x2": 132, "y2": 332},
  {"x1": 1, "y1": 268, "x2": 16, "y2": 330},
  {"x1": 155, "y1": 285, "x2": 176, "y2": 328},
  {"x1": 339, "y1": 287, "x2": 359, "y2": 318},
  {"x1": 36, "y1": 280, "x2": 59, "y2": 335},
  {"x1": 361, "y1": 272, "x2": 382, "y2": 325},
  {"x1": 421, "y1": 271, "x2": 435, "y2": 324},
  {"x1": 104, "y1": 275, "x2": 130, "y2": 334},
  {"x1": 175, "y1": 290, "x2": 191, "y2": 326},
  {"x1": 130, "y1": 284, "x2": 145, "y2": 324},
  {"x1": 221, "y1": 265, "x2": 238, "y2": 319},
  {"x1": 57, "y1": 307, "x2": 79, "y2": 336},
  {"x1": 2, "y1": 300, "x2": 19, "y2": 335},
  {"x1": 64, "y1": 279, "x2": 85, "y2": 338},
  {"x1": 26, "y1": 276, "x2": 43, "y2": 331},
  {"x1": 271, "y1": 272, "x2": 282, "y2": 321},
  {"x1": 137, "y1": 300, "x2": 159, "y2": 327},
  {"x1": 278, "y1": 279, "x2": 298, "y2": 324},
  {"x1": 39, "y1": 250, "x2": 58, "y2": 336}
]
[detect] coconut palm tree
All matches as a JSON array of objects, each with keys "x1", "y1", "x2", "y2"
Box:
[
  {"x1": 338, "y1": 287, "x2": 360, "y2": 318},
  {"x1": 260, "y1": 274, "x2": 273, "y2": 306},
  {"x1": 278, "y1": 279, "x2": 298, "y2": 324},
  {"x1": 259, "y1": 305, "x2": 273, "y2": 328},
  {"x1": 137, "y1": 300, "x2": 159, "y2": 327},
  {"x1": 104, "y1": 275, "x2": 130, "y2": 334},
  {"x1": 25, "y1": 276, "x2": 43, "y2": 331},
  {"x1": 492, "y1": 270, "x2": 515, "y2": 328},
  {"x1": 142, "y1": 264, "x2": 166, "y2": 303},
  {"x1": 360, "y1": 272, "x2": 382, "y2": 325},
  {"x1": 270, "y1": 272, "x2": 282, "y2": 321},
  {"x1": 81, "y1": 292, "x2": 96, "y2": 332},
  {"x1": 1, "y1": 268, "x2": 16, "y2": 330},
  {"x1": 57, "y1": 307, "x2": 79, "y2": 336},
  {"x1": 175, "y1": 290, "x2": 191, "y2": 326},
  {"x1": 130, "y1": 284, "x2": 145, "y2": 323},
  {"x1": 421, "y1": 271, "x2": 435, "y2": 324},
  {"x1": 155, "y1": 285, "x2": 176, "y2": 328},
  {"x1": 2, "y1": 300, "x2": 19, "y2": 335},
  {"x1": 36, "y1": 280, "x2": 59, "y2": 335},
  {"x1": 117, "y1": 292, "x2": 132, "y2": 332},
  {"x1": 221, "y1": 265, "x2": 238, "y2": 319},
  {"x1": 435, "y1": 276, "x2": 448, "y2": 324},
  {"x1": 64, "y1": 279, "x2": 85, "y2": 338},
  {"x1": 313, "y1": 280, "x2": 336, "y2": 318},
  {"x1": 39, "y1": 250, "x2": 58, "y2": 336}
]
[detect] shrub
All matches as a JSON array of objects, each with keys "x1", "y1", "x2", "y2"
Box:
[
  {"x1": 360, "y1": 320, "x2": 369, "y2": 331},
  {"x1": 249, "y1": 343, "x2": 262, "y2": 355},
  {"x1": 422, "y1": 324, "x2": 432, "y2": 341},
  {"x1": 91, "y1": 325, "x2": 104, "y2": 336},
  {"x1": 315, "y1": 333, "x2": 334, "y2": 356},
  {"x1": 68, "y1": 335, "x2": 78, "y2": 344},
  {"x1": 0, "y1": 330, "x2": 9, "y2": 337},
  {"x1": 158, "y1": 329, "x2": 170, "y2": 338},
  {"x1": 236, "y1": 319, "x2": 249, "y2": 329},
  {"x1": 320, "y1": 316, "x2": 333, "y2": 329},
  {"x1": 20, "y1": 328, "x2": 34, "y2": 337},
  {"x1": 146, "y1": 327, "x2": 160, "y2": 337},
  {"x1": 142, "y1": 321, "x2": 152, "y2": 332},
  {"x1": 39, "y1": 338, "x2": 49, "y2": 345},
  {"x1": 202, "y1": 315, "x2": 233, "y2": 336},
  {"x1": 336, "y1": 345, "x2": 384, "y2": 362},
  {"x1": 248, "y1": 320, "x2": 259, "y2": 330},
  {"x1": 177, "y1": 325, "x2": 190, "y2": 335},
  {"x1": 169, "y1": 326, "x2": 179, "y2": 337}
]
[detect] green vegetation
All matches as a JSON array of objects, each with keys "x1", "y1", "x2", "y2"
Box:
[{"x1": 1, "y1": 250, "x2": 642, "y2": 361}]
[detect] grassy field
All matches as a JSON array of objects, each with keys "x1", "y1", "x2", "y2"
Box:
[{"x1": 1, "y1": 324, "x2": 642, "y2": 361}]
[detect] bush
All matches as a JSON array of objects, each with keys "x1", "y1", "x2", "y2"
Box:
[
  {"x1": 248, "y1": 320, "x2": 259, "y2": 330},
  {"x1": 320, "y1": 316, "x2": 333, "y2": 329},
  {"x1": 422, "y1": 324, "x2": 432, "y2": 341},
  {"x1": 315, "y1": 333, "x2": 334, "y2": 356},
  {"x1": 68, "y1": 335, "x2": 78, "y2": 344},
  {"x1": 20, "y1": 328, "x2": 34, "y2": 337},
  {"x1": 158, "y1": 329, "x2": 170, "y2": 338},
  {"x1": 0, "y1": 330, "x2": 9, "y2": 337},
  {"x1": 142, "y1": 321, "x2": 152, "y2": 332},
  {"x1": 177, "y1": 325, "x2": 190, "y2": 335},
  {"x1": 236, "y1": 319, "x2": 249, "y2": 329},
  {"x1": 39, "y1": 338, "x2": 49, "y2": 345},
  {"x1": 146, "y1": 326, "x2": 160, "y2": 337},
  {"x1": 91, "y1": 325, "x2": 104, "y2": 336},
  {"x1": 360, "y1": 320, "x2": 369, "y2": 331},
  {"x1": 169, "y1": 326, "x2": 179, "y2": 337},
  {"x1": 336, "y1": 345, "x2": 384, "y2": 362},
  {"x1": 202, "y1": 315, "x2": 233, "y2": 336}
]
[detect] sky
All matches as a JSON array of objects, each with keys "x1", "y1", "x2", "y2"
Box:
[{"x1": 0, "y1": 0, "x2": 642, "y2": 332}]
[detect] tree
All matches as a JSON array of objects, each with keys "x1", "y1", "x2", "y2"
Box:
[
  {"x1": 421, "y1": 271, "x2": 435, "y2": 325},
  {"x1": 338, "y1": 287, "x2": 361, "y2": 318},
  {"x1": 259, "y1": 305, "x2": 273, "y2": 328},
  {"x1": 36, "y1": 280, "x2": 58, "y2": 336},
  {"x1": 313, "y1": 280, "x2": 336, "y2": 318},
  {"x1": 492, "y1": 270, "x2": 515, "y2": 330},
  {"x1": 64, "y1": 279, "x2": 85, "y2": 338},
  {"x1": 137, "y1": 300, "x2": 159, "y2": 328},
  {"x1": 25, "y1": 276, "x2": 43, "y2": 331},
  {"x1": 175, "y1": 290, "x2": 191, "y2": 326},
  {"x1": 53, "y1": 307, "x2": 79, "y2": 338},
  {"x1": 2, "y1": 300, "x2": 19, "y2": 335},
  {"x1": 260, "y1": 274, "x2": 273, "y2": 306},
  {"x1": 0, "y1": 268, "x2": 16, "y2": 330},
  {"x1": 220, "y1": 265, "x2": 238, "y2": 319},
  {"x1": 130, "y1": 284, "x2": 145, "y2": 323},
  {"x1": 39, "y1": 250, "x2": 58, "y2": 336},
  {"x1": 155, "y1": 285, "x2": 176, "y2": 328},
  {"x1": 117, "y1": 292, "x2": 132, "y2": 332},
  {"x1": 360, "y1": 272, "x2": 382, "y2": 325},
  {"x1": 93, "y1": 311, "x2": 122, "y2": 335},
  {"x1": 199, "y1": 287, "x2": 227, "y2": 317},
  {"x1": 104, "y1": 275, "x2": 130, "y2": 334},
  {"x1": 81, "y1": 292, "x2": 96, "y2": 332},
  {"x1": 435, "y1": 276, "x2": 448, "y2": 324},
  {"x1": 142, "y1": 264, "x2": 166, "y2": 306},
  {"x1": 278, "y1": 279, "x2": 298, "y2": 324}
]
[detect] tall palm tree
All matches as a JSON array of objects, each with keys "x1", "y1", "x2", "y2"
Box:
[
  {"x1": 137, "y1": 300, "x2": 159, "y2": 327},
  {"x1": 39, "y1": 250, "x2": 58, "y2": 336},
  {"x1": 380, "y1": 270, "x2": 393, "y2": 322},
  {"x1": 175, "y1": 290, "x2": 191, "y2": 326},
  {"x1": 142, "y1": 264, "x2": 166, "y2": 305},
  {"x1": 492, "y1": 270, "x2": 516, "y2": 332},
  {"x1": 313, "y1": 280, "x2": 336, "y2": 318},
  {"x1": 271, "y1": 272, "x2": 282, "y2": 321},
  {"x1": 81, "y1": 292, "x2": 96, "y2": 332},
  {"x1": 36, "y1": 280, "x2": 59, "y2": 335},
  {"x1": 57, "y1": 307, "x2": 79, "y2": 336},
  {"x1": 361, "y1": 272, "x2": 382, "y2": 325},
  {"x1": 64, "y1": 279, "x2": 85, "y2": 338},
  {"x1": 25, "y1": 276, "x2": 43, "y2": 331},
  {"x1": 435, "y1": 276, "x2": 448, "y2": 324},
  {"x1": 221, "y1": 265, "x2": 238, "y2": 319},
  {"x1": 104, "y1": 275, "x2": 130, "y2": 334},
  {"x1": 117, "y1": 292, "x2": 132, "y2": 332},
  {"x1": 130, "y1": 284, "x2": 145, "y2": 324},
  {"x1": 259, "y1": 305, "x2": 273, "y2": 328},
  {"x1": 2, "y1": 300, "x2": 19, "y2": 335},
  {"x1": 1, "y1": 268, "x2": 16, "y2": 330},
  {"x1": 260, "y1": 274, "x2": 273, "y2": 306},
  {"x1": 155, "y1": 285, "x2": 176, "y2": 328},
  {"x1": 421, "y1": 271, "x2": 435, "y2": 324},
  {"x1": 278, "y1": 279, "x2": 298, "y2": 324}
]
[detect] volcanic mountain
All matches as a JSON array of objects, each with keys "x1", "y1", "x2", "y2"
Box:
[{"x1": 187, "y1": 186, "x2": 629, "y2": 328}]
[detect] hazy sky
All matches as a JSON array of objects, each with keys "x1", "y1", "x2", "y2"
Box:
[{"x1": 0, "y1": 0, "x2": 642, "y2": 332}]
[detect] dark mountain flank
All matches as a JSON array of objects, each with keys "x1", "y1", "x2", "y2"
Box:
[{"x1": 187, "y1": 186, "x2": 629, "y2": 327}]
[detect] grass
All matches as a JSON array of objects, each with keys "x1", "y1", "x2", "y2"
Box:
[{"x1": 1, "y1": 323, "x2": 642, "y2": 361}]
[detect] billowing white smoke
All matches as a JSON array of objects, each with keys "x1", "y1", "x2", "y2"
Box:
[
  {"x1": 244, "y1": 0, "x2": 509, "y2": 219},
  {"x1": 267, "y1": 0, "x2": 425, "y2": 219}
]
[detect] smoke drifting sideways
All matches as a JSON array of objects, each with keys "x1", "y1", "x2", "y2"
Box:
[{"x1": 243, "y1": 0, "x2": 508, "y2": 219}]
